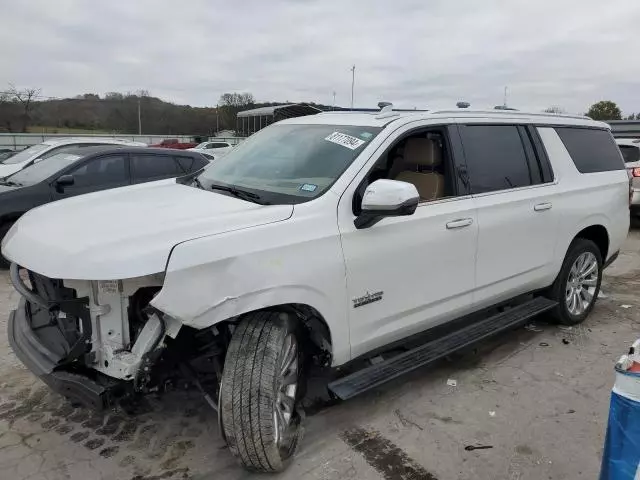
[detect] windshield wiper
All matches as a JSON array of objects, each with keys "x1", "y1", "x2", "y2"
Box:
[{"x1": 209, "y1": 183, "x2": 268, "y2": 205}]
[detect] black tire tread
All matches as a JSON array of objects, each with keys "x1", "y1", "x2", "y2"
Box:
[{"x1": 220, "y1": 311, "x2": 299, "y2": 472}]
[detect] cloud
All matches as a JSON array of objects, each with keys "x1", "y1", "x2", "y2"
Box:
[{"x1": 1, "y1": 0, "x2": 640, "y2": 114}]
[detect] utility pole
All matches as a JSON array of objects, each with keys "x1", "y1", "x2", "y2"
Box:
[
  {"x1": 332, "y1": 91, "x2": 336, "y2": 110},
  {"x1": 137, "y1": 97, "x2": 142, "y2": 135},
  {"x1": 216, "y1": 103, "x2": 219, "y2": 134},
  {"x1": 350, "y1": 65, "x2": 356, "y2": 110},
  {"x1": 503, "y1": 86, "x2": 508, "y2": 108}
]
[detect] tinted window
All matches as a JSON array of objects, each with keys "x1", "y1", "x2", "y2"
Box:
[
  {"x1": 131, "y1": 154, "x2": 179, "y2": 181},
  {"x1": 209, "y1": 143, "x2": 229, "y2": 149},
  {"x1": 459, "y1": 125, "x2": 532, "y2": 193},
  {"x1": 176, "y1": 155, "x2": 207, "y2": 173},
  {"x1": 556, "y1": 128, "x2": 624, "y2": 173},
  {"x1": 176, "y1": 156, "x2": 194, "y2": 173},
  {"x1": 68, "y1": 155, "x2": 127, "y2": 187},
  {"x1": 619, "y1": 145, "x2": 640, "y2": 164}
]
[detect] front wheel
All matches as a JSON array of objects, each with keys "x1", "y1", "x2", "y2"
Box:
[
  {"x1": 219, "y1": 311, "x2": 303, "y2": 472},
  {"x1": 546, "y1": 238, "x2": 602, "y2": 325}
]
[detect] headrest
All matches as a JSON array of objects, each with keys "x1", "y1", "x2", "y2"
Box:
[{"x1": 403, "y1": 138, "x2": 442, "y2": 167}]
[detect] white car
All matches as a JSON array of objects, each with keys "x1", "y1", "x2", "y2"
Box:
[
  {"x1": 188, "y1": 141, "x2": 233, "y2": 158},
  {"x1": 3, "y1": 107, "x2": 630, "y2": 472},
  {"x1": 0, "y1": 137, "x2": 147, "y2": 178},
  {"x1": 616, "y1": 138, "x2": 640, "y2": 215}
]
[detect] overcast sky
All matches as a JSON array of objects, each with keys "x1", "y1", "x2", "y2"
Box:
[{"x1": 2, "y1": 0, "x2": 640, "y2": 114}]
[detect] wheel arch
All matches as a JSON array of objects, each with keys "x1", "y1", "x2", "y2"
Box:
[
  {"x1": 239, "y1": 303, "x2": 334, "y2": 366},
  {"x1": 573, "y1": 224, "x2": 609, "y2": 261}
]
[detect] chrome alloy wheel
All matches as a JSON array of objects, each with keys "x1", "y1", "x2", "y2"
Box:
[
  {"x1": 565, "y1": 251, "x2": 599, "y2": 316},
  {"x1": 273, "y1": 333, "x2": 299, "y2": 450}
]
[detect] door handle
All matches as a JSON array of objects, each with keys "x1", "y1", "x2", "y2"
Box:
[
  {"x1": 534, "y1": 202, "x2": 552, "y2": 212},
  {"x1": 446, "y1": 218, "x2": 473, "y2": 229}
]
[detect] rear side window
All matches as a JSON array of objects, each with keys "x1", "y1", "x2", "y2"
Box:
[
  {"x1": 175, "y1": 155, "x2": 207, "y2": 173},
  {"x1": 619, "y1": 145, "x2": 640, "y2": 164},
  {"x1": 555, "y1": 128, "x2": 624, "y2": 173},
  {"x1": 131, "y1": 153, "x2": 179, "y2": 182},
  {"x1": 459, "y1": 125, "x2": 532, "y2": 193}
]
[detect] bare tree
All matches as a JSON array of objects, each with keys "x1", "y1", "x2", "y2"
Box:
[{"x1": 7, "y1": 84, "x2": 41, "y2": 132}]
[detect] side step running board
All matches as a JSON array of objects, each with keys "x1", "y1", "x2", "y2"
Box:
[{"x1": 328, "y1": 297, "x2": 557, "y2": 400}]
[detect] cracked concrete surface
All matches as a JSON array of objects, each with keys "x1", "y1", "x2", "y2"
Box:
[{"x1": 1, "y1": 229, "x2": 640, "y2": 479}]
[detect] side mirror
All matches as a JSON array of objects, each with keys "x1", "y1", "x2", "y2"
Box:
[
  {"x1": 355, "y1": 179, "x2": 419, "y2": 229},
  {"x1": 54, "y1": 175, "x2": 74, "y2": 191}
]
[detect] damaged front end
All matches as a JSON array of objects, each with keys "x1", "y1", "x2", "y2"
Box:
[{"x1": 8, "y1": 263, "x2": 228, "y2": 410}]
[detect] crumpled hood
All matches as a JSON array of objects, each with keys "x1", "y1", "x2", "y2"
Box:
[{"x1": 2, "y1": 180, "x2": 293, "y2": 280}]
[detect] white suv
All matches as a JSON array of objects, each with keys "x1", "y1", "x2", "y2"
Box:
[
  {"x1": 0, "y1": 137, "x2": 147, "y2": 178},
  {"x1": 3, "y1": 107, "x2": 629, "y2": 472}
]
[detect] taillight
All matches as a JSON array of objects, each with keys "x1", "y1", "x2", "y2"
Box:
[{"x1": 628, "y1": 169, "x2": 634, "y2": 206}]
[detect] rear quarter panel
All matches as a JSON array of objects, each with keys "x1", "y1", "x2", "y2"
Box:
[{"x1": 538, "y1": 127, "x2": 629, "y2": 274}]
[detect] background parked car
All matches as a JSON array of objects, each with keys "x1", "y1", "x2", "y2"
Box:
[
  {"x1": 616, "y1": 138, "x2": 640, "y2": 216},
  {"x1": 0, "y1": 146, "x2": 209, "y2": 266},
  {"x1": 188, "y1": 141, "x2": 233, "y2": 158},
  {"x1": 0, "y1": 150, "x2": 15, "y2": 162},
  {"x1": 149, "y1": 138, "x2": 198, "y2": 149},
  {"x1": 0, "y1": 137, "x2": 147, "y2": 178}
]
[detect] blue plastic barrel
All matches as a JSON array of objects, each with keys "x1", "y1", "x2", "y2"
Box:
[{"x1": 599, "y1": 352, "x2": 640, "y2": 480}]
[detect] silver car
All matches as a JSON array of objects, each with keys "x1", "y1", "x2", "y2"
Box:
[{"x1": 617, "y1": 138, "x2": 640, "y2": 215}]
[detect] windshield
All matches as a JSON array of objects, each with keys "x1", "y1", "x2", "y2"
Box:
[
  {"x1": 6, "y1": 153, "x2": 81, "y2": 185},
  {"x1": 197, "y1": 124, "x2": 381, "y2": 204},
  {"x1": 1, "y1": 143, "x2": 50, "y2": 165}
]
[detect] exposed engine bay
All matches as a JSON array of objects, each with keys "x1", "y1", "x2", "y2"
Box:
[{"x1": 8, "y1": 264, "x2": 233, "y2": 409}]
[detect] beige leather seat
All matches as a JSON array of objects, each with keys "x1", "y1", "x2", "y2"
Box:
[{"x1": 394, "y1": 138, "x2": 444, "y2": 201}]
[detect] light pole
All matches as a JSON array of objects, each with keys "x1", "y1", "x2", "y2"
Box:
[
  {"x1": 137, "y1": 98, "x2": 142, "y2": 135},
  {"x1": 350, "y1": 65, "x2": 356, "y2": 110}
]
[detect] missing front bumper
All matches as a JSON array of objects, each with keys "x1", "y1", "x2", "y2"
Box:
[
  {"x1": 8, "y1": 298, "x2": 121, "y2": 410},
  {"x1": 8, "y1": 298, "x2": 60, "y2": 376}
]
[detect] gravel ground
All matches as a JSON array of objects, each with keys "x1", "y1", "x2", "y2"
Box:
[{"x1": 1, "y1": 229, "x2": 639, "y2": 480}]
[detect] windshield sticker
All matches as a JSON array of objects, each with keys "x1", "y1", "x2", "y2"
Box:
[
  {"x1": 300, "y1": 183, "x2": 318, "y2": 192},
  {"x1": 325, "y1": 132, "x2": 366, "y2": 150},
  {"x1": 360, "y1": 132, "x2": 374, "y2": 139}
]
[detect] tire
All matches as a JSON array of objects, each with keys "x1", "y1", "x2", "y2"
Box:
[
  {"x1": 219, "y1": 311, "x2": 303, "y2": 472},
  {"x1": 0, "y1": 222, "x2": 14, "y2": 269},
  {"x1": 546, "y1": 238, "x2": 603, "y2": 325}
]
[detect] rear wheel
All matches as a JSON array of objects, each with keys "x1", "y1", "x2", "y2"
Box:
[
  {"x1": 219, "y1": 311, "x2": 303, "y2": 472},
  {"x1": 546, "y1": 238, "x2": 602, "y2": 325}
]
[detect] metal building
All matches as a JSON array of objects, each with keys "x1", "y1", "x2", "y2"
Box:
[
  {"x1": 609, "y1": 120, "x2": 640, "y2": 139},
  {"x1": 236, "y1": 104, "x2": 322, "y2": 136}
]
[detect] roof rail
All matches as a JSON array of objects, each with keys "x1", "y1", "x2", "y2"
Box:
[{"x1": 430, "y1": 109, "x2": 590, "y2": 120}]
